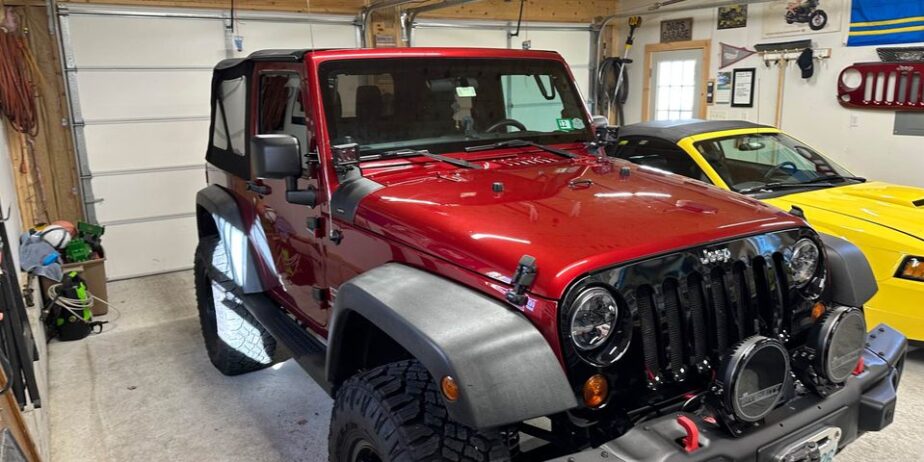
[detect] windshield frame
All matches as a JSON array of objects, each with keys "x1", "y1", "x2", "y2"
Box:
[
  {"x1": 316, "y1": 57, "x2": 594, "y2": 159},
  {"x1": 692, "y1": 132, "x2": 856, "y2": 194}
]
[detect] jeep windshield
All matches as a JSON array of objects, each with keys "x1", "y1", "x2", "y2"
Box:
[
  {"x1": 318, "y1": 58, "x2": 592, "y2": 158},
  {"x1": 693, "y1": 133, "x2": 862, "y2": 194}
]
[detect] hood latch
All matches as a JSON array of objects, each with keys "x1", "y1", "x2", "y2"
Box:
[{"x1": 506, "y1": 255, "x2": 537, "y2": 306}]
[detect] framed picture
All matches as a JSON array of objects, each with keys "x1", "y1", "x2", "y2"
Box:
[
  {"x1": 718, "y1": 5, "x2": 748, "y2": 30},
  {"x1": 660, "y1": 18, "x2": 694, "y2": 43},
  {"x1": 762, "y1": 0, "x2": 843, "y2": 38},
  {"x1": 731, "y1": 68, "x2": 755, "y2": 108}
]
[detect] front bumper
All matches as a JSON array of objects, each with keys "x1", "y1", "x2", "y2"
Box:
[{"x1": 553, "y1": 323, "x2": 907, "y2": 462}]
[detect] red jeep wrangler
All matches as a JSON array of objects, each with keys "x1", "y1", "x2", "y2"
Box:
[{"x1": 194, "y1": 48, "x2": 906, "y2": 461}]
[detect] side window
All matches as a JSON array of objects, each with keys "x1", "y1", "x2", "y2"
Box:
[
  {"x1": 259, "y1": 73, "x2": 310, "y2": 155},
  {"x1": 212, "y1": 76, "x2": 247, "y2": 155},
  {"x1": 613, "y1": 137, "x2": 709, "y2": 181}
]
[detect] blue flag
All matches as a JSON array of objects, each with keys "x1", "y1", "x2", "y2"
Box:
[{"x1": 848, "y1": 0, "x2": 924, "y2": 46}]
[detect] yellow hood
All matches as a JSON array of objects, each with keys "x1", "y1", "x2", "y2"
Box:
[{"x1": 779, "y1": 182, "x2": 924, "y2": 241}]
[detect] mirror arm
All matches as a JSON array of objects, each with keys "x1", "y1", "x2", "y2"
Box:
[{"x1": 285, "y1": 176, "x2": 318, "y2": 207}]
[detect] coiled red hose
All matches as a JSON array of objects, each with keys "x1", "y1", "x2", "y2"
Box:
[{"x1": 0, "y1": 20, "x2": 39, "y2": 136}]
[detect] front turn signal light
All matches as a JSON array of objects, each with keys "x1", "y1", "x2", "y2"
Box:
[
  {"x1": 811, "y1": 302, "x2": 827, "y2": 321},
  {"x1": 441, "y1": 376, "x2": 459, "y2": 402},
  {"x1": 582, "y1": 374, "x2": 609, "y2": 408},
  {"x1": 898, "y1": 257, "x2": 924, "y2": 282}
]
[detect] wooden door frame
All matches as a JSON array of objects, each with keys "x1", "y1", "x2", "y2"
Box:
[{"x1": 641, "y1": 40, "x2": 712, "y2": 121}]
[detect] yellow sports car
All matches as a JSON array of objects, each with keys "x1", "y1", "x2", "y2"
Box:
[{"x1": 611, "y1": 119, "x2": 924, "y2": 341}]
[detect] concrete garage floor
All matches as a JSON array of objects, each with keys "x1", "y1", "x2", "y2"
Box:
[{"x1": 49, "y1": 272, "x2": 923, "y2": 462}]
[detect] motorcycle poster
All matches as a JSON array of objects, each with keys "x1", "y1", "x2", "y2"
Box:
[{"x1": 762, "y1": 0, "x2": 845, "y2": 38}]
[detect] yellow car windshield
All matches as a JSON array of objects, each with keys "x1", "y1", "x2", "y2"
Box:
[{"x1": 694, "y1": 133, "x2": 855, "y2": 193}]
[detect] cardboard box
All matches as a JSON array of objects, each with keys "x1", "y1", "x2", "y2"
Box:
[{"x1": 40, "y1": 258, "x2": 108, "y2": 316}]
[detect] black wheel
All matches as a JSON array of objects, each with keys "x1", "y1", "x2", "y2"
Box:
[
  {"x1": 194, "y1": 236, "x2": 277, "y2": 375},
  {"x1": 330, "y1": 360, "x2": 511, "y2": 462},
  {"x1": 809, "y1": 10, "x2": 828, "y2": 30}
]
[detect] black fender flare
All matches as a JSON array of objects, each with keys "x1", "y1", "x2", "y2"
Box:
[
  {"x1": 819, "y1": 233, "x2": 878, "y2": 307},
  {"x1": 327, "y1": 263, "x2": 579, "y2": 429},
  {"x1": 195, "y1": 185, "x2": 267, "y2": 294}
]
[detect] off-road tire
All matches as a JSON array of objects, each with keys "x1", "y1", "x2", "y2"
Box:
[
  {"x1": 330, "y1": 360, "x2": 511, "y2": 462},
  {"x1": 194, "y1": 236, "x2": 277, "y2": 375}
]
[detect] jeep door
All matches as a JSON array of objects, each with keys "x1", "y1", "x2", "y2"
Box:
[{"x1": 249, "y1": 63, "x2": 329, "y2": 330}]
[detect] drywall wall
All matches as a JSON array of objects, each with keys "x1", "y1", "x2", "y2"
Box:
[{"x1": 616, "y1": 0, "x2": 924, "y2": 188}]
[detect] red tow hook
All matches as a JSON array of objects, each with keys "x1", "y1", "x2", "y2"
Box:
[
  {"x1": 677, "y1": 415, "x2": 701, "y2": 453},
  {"x1": 853, "y1": 355, "x2": 866, "y2": 376}
]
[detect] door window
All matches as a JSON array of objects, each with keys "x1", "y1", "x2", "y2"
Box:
[
  {"x1": 258, "y1": 73, "x2": 311, "y2": 155},
  {"x1": 612, "y1": 136, "x2": 708, "y2": 181}
]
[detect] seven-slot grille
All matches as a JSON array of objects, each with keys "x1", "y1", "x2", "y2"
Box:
[{"x1": 625, "y1": 252, "x2": 792, "y2": 386}]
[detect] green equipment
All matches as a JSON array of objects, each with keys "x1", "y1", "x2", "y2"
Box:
[
  {"x1": 63, "y1": 222, "x2": 105, "y2": 263},
  {"x1": 44, "y1": 271, "x2": 106, "y2": 341}
]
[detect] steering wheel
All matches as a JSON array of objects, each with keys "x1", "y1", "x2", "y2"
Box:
[
  {"x1": 762, "y1": 161, "x2": 798, "y2": 180},
  {"x1": 485, "y1": 118, "x2": 527, "y2": 133}
]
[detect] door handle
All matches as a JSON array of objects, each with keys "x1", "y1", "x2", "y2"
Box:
[{"x1": 246, "y1": 181, "x2": 271, "y2": 195}]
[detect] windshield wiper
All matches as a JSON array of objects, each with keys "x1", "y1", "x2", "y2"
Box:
[
  {"x1": 799, "y1": 174, "x2": 866, "y2": 184},
  {"x1": 738, "y1": 174, "x2": 867, "y2": 195},
  {"x1": 464, "y1": 139, "x2": 578, "y2": 159},
  {"x1": 373, "y1": 148, "x2": 481, "y2": 170},
  {"x1": 737, "y1": 182, "x2": 834, "y2": 195}
]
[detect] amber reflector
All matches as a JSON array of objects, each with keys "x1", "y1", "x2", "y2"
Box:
[
  {"x1": 582, "y1": 374, "x2": 608, "y2": 408},
  {"x1": 441, "y1": 376, "x2": 459, "y2": 402},
  {"x1": 811, "y1": 302, "x2": 827, "y2": 321}
]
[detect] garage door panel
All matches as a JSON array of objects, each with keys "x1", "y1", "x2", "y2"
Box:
[
  {"x1": 413, "y1": 27, "x2": 507, "y2": 48},
  {"x1": 83, "y1": 121, "x2": 209, "y2": 173},
  {"x1": 68, "y1": 15, "x2": 225, "y2": 67},
  {"x1": 104, "y1": 216, "x2": 198, "y2": 279},
  {"x1": 525, "y1": 30, "x2": 590, "y2": 69},
  {"x1": 92, "y1": 169, "x2": 201, "y2": 223},
  {"x1": 234, "y1": 21, "x2": 358, "y2": 51},
  {"x1": 76, "y1": 70, "x2": 212, "y2": 121}
]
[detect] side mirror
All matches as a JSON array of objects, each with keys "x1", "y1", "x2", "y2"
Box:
[
  {"x1": 252, "y1": 134, "x2": 302, "y2": 179},
  {"x1": 591, "y1": 115, "x2": 618, "y2": 146},
  {"x1": 251, "y1": 134, "x2": 317, "y2": 207}
]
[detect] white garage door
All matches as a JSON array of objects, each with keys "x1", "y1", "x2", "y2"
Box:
[
  {"x1": 58, "y1": 3, "x2": 359, "y2": 279},
  {"x1": 411, "y1": 20, "x2": 593, "y2": 104}
]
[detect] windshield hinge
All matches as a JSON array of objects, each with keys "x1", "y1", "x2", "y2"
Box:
[{"x1": 506, "y1": 255, "x2": 537, "y2": 306}]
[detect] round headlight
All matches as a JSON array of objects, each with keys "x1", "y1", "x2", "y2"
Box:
[
  {"x1": 570, "y1": 288, "x2": 618, "y2": 351},
  {"x1": 790, "y1": 238, "x2": 821, "y2": 287}
]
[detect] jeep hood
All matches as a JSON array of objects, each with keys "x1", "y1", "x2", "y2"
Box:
[
  {"x1": 353, "y1": 157, "x2": 803, "y2": 299},
  {"x1": 772, "y1": 182, "x2": 924, "y2": 242}
]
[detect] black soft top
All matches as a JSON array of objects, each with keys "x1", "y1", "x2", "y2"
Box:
[
  {"x1": 617, "y1": 119, "x2": 775, "y2": 143},
  {"x1": 214, "y1": 48, "x2": 338, "y2": 71}
]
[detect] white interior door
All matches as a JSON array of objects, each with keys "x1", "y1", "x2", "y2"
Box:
[
  {"x1": 60, "y1": 4, "x2": 358, "y2": 279},
  {"x1": 649, "y1": 49, "x2": 704, "y2": 121}
]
